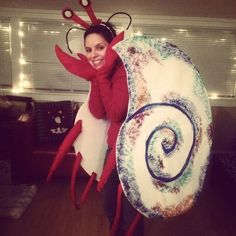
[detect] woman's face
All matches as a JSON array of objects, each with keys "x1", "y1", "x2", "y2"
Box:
[{"x1": 84, "y1": 33, "x2": 109, "y2": 70}]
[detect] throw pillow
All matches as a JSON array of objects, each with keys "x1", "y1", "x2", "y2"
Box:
[{"x1": 34, "y1": 100, "x2": 74, "y2": 145}]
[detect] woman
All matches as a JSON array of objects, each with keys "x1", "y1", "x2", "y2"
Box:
[
  {"x1": 84, "y1": 23, "x2": 128, "y2": 148},
  {"x1": 83, "y1": 23, "x2": 143, "y2": 236}
]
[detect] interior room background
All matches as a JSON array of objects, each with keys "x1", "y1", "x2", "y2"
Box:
[{"x1": 0, "y1": 0, "x2": 235, "y2": 154}]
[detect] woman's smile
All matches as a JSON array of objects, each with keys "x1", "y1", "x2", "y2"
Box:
[{"x1": 91, "y1": 58, "x2": 105, "y2": 69}]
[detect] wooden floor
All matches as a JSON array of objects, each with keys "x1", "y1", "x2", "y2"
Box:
[{"x1": 0, "y1": 175, "x2": 235, "y2": 236}]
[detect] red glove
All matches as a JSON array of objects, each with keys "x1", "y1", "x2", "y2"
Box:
[{"x1": 55, "y1": 45, "x2": 96, "y2": 81}]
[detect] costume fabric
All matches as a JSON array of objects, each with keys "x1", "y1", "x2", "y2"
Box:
[{"x1": 89, "y1": 60, "x2": 128, "y2": 147}]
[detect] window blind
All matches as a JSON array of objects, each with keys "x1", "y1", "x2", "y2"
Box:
[
  {"x1": 0, "y1": 11, "x2": 235, "y2": 105},
  {"x1": 20, "y1": 20, "x2": 89, "y2": 92},
  {"x1": 0, "y1": 19, "x2": 11, "y2": 88},
  {"x1": 132, "y1": 25, "x2": 236, "y2": 98}
]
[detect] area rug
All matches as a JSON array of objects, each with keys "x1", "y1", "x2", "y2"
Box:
[{"x1": 0, "y1": 184, "x2": 37, "y2": 219}]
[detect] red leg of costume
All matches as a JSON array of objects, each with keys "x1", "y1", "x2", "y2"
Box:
[
  {"x1": 97, "y1": 146, "x2": 116, "y2": 192},
  {"x1": 125, "y1": 212, "x2": 143, "y2": 236},
  {"x1": 46, "y1": 119, "x2": 82, "y2": 182},
  {"x1": 109, "y1": 183, "x2": 123, "y2": 236},
  {"x1": 70, "y1": 152, "x2": 83, "y2": 209},
  {"x1": 80, "y1": 172, "x2": 97, "y2": 205}
]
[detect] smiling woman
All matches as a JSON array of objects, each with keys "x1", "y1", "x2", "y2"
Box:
[{"x1": 84, "y1": 31, "x2": 110, "y2": 69}]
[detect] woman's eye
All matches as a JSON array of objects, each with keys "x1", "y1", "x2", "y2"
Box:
[
  {"x1": 85, "y1": 48, "x2": 91, "y2": 53},
  {"x1": 98, "y1": 45, "x2": 105, "y2": 51}
]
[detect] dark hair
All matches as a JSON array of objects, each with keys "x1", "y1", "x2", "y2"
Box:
[{"x1": 84, "y1": 22, "x2": 116, "y2": 43}]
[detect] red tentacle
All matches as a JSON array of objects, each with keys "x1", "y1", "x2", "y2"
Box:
[
  {"x1": 97, "y1": 146, "x2": 116, "y2": 192},
  {"x1": 55, "y1": 45, "x2": 96, "y2": 81},
  {"x1": 47, "y1": 120, "x2": 82, "y2": 182},
  {"x1": 80, "y1": 172, "x2": 97, "y2": 205},
  {"x1": 125, "y1": 212, "x2": 143, "y2": 236},
  {"x1": 62, "y1": 8, "x2": 90, "y2": 28},
  {"x1": 70, "y1": 152, "x2": 83, "y2": 209},
  {"x1": 79, "y1": 0, "x2": 101, "y2": 25},
  {"x1": 109, "y1": 183, "x2": 123, "y2": 236}
]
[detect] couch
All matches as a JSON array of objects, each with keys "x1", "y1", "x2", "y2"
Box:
[{"x1": 1, "y1": 95, "x2": 84, "y2": 183}]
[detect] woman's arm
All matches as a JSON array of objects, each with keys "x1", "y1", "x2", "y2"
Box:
[
  {"x1": 88, "y1": 80, "x2": 106, "y2": 119},
  {"x1": 97, "y1": 63, "x2": 129, "y2": 122}
]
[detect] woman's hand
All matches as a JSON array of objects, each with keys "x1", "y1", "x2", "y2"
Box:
[{"x1": 76, "y1": 53, "x2": 97, "y2": 81}]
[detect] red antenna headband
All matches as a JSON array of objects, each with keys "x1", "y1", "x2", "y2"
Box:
[
  {"x1": 63, "y1": 0, "x2": 132, "y2": 53},
  {"x1": 63, "y1": 0, "x2": 101, "y2": 28},
  {"x1": 62, "y1": 0, "x2": 132, "y2": 29}
]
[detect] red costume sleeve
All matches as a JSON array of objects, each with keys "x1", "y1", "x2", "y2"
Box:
[
  {"x1": 96, "y1": 62, "x2": 128, "y2": 122},
  {"x1": 89, "y1": 80, "x2": 106, "y2": 119}
]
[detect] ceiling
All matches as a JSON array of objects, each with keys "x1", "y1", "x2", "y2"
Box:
[{"x1": 0, "y1": 0, "x2": 236, "y2": 19}]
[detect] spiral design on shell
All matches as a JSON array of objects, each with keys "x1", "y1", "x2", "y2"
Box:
[
  {"x1": 141, "y1": 103, "x2": 196, "y2": 183},
  {"x1": 120, "y1": 99, "x2": 199, "y2": 184}
]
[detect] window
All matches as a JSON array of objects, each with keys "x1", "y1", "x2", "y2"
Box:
[
  {"x1": 0, "y1": 19, "x2": 11, "y2": 88},
  {"x1": 17, "y1": 20, "x2": 90, "y2": 94},
  {"x1": 132, "y1": 24, "x2": 236, "y2": 98},
  {"x1": 0, "y1": 9, "x2": 236, "y2": 106}
]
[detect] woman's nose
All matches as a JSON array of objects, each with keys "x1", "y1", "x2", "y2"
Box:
[{"x1": 91, "y1": 49, "x2": 98, "y2": 58}]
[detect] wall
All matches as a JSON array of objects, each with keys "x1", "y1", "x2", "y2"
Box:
[
  {"x1": 210, "y1": 106, "x2": 236, "y2": 198},
  {"x1": 211, "y1": 106, "x2": 236, "y2": 152},
  {"x1": 0, "y1": 0, "x2": 235, "y2": 19}
]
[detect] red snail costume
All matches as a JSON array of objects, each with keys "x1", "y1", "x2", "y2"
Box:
[{"x1": 47, "y1": 1, "x2": 212, "y2": 236}]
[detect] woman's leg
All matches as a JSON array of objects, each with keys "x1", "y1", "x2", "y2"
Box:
[
  {"x1": 121, "y1": 196, "x2": 144, "y2": 236},
  {"x1": 102, "y1": 169, "x2": 144, "y2": 235},
  {"x1": 102, "y1": 167, "x2": 120, "y2": 228}
]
